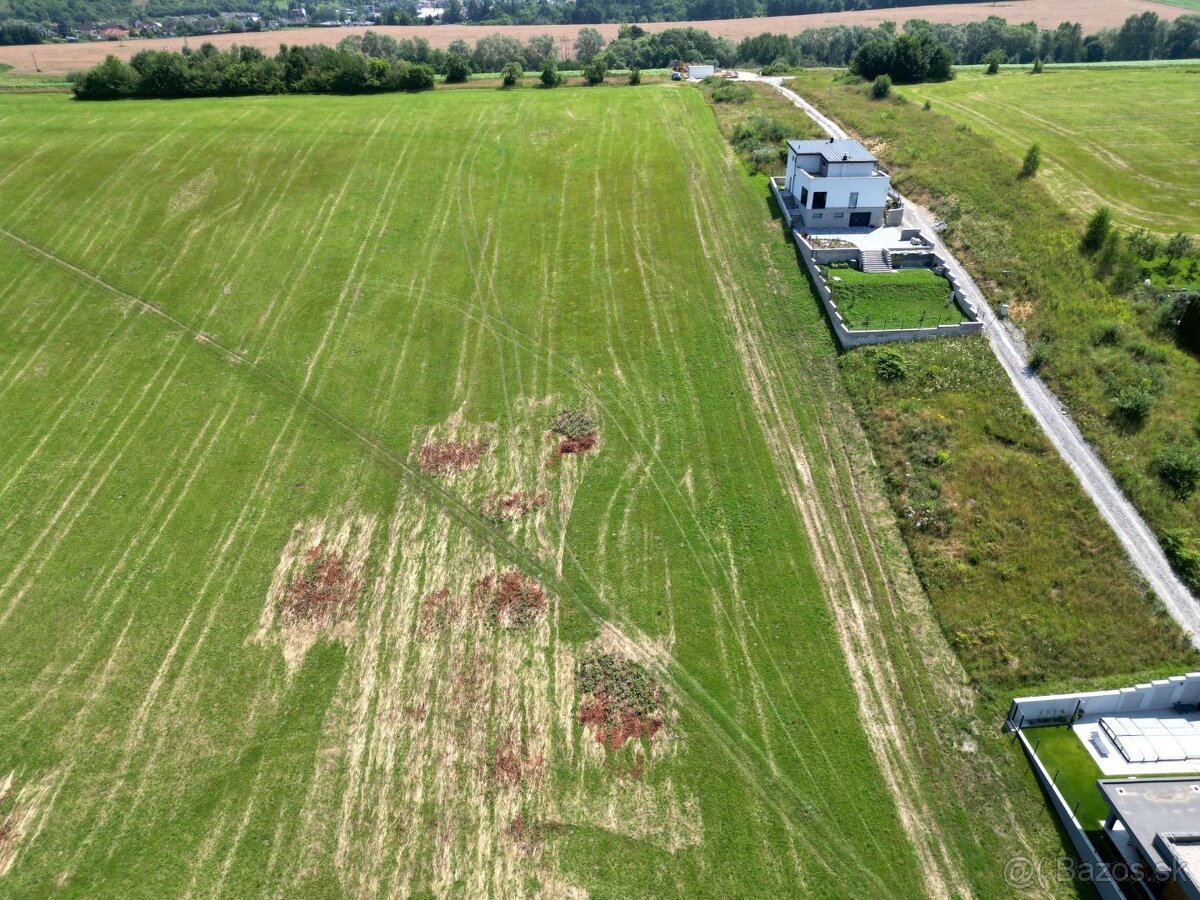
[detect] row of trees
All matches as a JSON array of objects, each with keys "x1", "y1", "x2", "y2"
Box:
[
  {"x1": 734, "y1": 13, "x2": 1200, "y2": 69},
  {"x1": 73, "y1": 42, "x2": 436, "y2": 99},
  {"x1": 850, "y1": 30, "x2": 952, "y2": 83}
]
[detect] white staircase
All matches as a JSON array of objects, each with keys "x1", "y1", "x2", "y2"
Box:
[{"x1": 861, "y1": 250, "x2": 891, "y2": 274}]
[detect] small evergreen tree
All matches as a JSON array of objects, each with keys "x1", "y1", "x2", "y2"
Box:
[
  {"x1": 1031, "y1": 57, "x2": 1044, "y2": 74},
  {"x1": 1019, "y1": 143, "x2": 1041, "y2": 178},
  {"x1": 1081, "y1": 207, "x2": 1113, "y2": 256},
  {"x1": 983, "y1": 49, "x2": 1005, "y2": 75},
  {"x1": 871, "y1": 73, "x2": 892, "y2": 99}
]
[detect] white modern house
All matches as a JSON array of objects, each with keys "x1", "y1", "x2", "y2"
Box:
[{"x1": 784, "y1": 138, "x2": 890, "y2": 229}]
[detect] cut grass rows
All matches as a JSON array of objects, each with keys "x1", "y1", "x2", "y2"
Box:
[{"x1": 0, "y1": 87, "x2": 930, "y2": 897}]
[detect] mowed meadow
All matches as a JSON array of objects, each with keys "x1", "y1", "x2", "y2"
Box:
[
  {"x1": 906, "y1": 66, "x2": 1200, "y2": 235},
  {"x1": 0, "y1": 86, "x2": 1066, "y2": 897}
]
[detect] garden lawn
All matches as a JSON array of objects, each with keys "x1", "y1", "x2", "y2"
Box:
[{"x1": 827, "y1": 266, "x2": 963, "y2": 330}]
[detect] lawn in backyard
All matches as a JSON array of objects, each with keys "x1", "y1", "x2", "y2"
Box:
[{"x1": 826, "y1": 265, "x2": 964, "y2": 330}]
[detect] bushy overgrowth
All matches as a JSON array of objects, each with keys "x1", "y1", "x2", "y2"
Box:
[{"x1": 74, "y1": 40, "x2": 437, "y2": 100}]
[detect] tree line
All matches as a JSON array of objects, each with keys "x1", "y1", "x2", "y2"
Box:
[{"x1": 73, "y1": 42, "x2": 437, "y2": 99}]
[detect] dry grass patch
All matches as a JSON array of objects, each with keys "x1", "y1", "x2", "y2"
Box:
[
  {"x1": 473, "y1": 569, "x2": 548, "y2": 629},
  {"x1": 483, "y1": 489, "x2": 549, "y2": 521},
  {"x1": 418, "y1": 438, "x2": 489, "y2": 476}
]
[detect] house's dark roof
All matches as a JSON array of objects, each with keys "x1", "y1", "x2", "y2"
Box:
[
  {"x1": 1099, "y1": 778, "x2": 1200, "y2": 876},
  {"x1": 787, "y1": 138, "x2": 877, "y2": 163}
]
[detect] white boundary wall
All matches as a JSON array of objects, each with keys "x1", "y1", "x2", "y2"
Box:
[
  {"x1": 1007, "y1": 674, "x2": 1200, "y2": 729},
  {"x1": 1016, "y1": 730, "x2": 1126, "y2": 900}
]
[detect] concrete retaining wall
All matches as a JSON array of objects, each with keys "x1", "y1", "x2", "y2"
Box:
[
  {"x1": 771, "y1": 177, "x2": 982, "y2": 348},
  {"x1": 793, "y1": 230, "x2": 982, "y2": 349},
  {"x1": 1017, "y1": 730, "x2": 1125, "y2": 899},
  {"x1": 1007, "y1": 674, "x2": 1200, "y2": 729}
]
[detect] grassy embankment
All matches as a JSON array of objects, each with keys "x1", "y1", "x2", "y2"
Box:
[{"x1": 0, "y1": 83, "x2": 1066, "y2": 898}]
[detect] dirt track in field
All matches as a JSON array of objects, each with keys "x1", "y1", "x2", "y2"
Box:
[{"x1": 2, "y1": 0, "x2": 1181, "y2": 75}]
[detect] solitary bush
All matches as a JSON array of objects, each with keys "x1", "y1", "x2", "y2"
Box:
[
  {"x1": 1019, "y1": 143, "x2": 1041, "y2": 179},
  {"x1": 500, "y1": 60, "x2": 523, "y2": 87},
  {"x1": 628, "y1": 68, "x2": 640, "y2": 85},
  {"x1": 444, "y1": 54, "x2": 471, "y2": 84},
  {"x1": 871, "y1": 73, "x2": 892, "y2": 100},
  {"x1": 1080, "y1": 207, "x2": 1113, "y2": 256},
  {"x1": 711, "y1": 81, "x2": 751, "y2": 103},
  {"x1": 1154, "y1": 444, "x2": 1200, "y2": 499},
  {"x1": 583, "y1": 58, "x2": 607, "y2": 85},
  {"x1": 923, "y1": 97, "x2": 931, "y2": 111},
  {"x1": 540, "y1": 58, "x2": 561, "y2": 88},
  {"x1": 874, "y1": 349, "x2": 908, "y2": 382},
  {"x1": 1031, "y1": 57, "x2": 1044, "y2": 74},
  {"x1": 1113, "y1": 382, "x2": 1157, "y2": 424},
  {"x1": 983, "y1": 49, "x2": 1005, "y2": 75}
]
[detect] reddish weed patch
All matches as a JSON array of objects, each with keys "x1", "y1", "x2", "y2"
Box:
[
  {"x1": 576, "y1": 652, "x2": 663, "y2": 750},
  {"x1": 419, "y1": 587, "x2": 453, "y2": 635},
  {"x1": 472, "y1": 570, "x2": 546, "y2": 628},
  {"x1": 483, "y1": 490, "x2": 549, "y2": 521},
  {"x1": 419, "y1": 439, "x2": 488, "y2": 476},
  {"x1": 550, "y1": 408, "x2": 598, "y2": 457},
  {"x1": 281, "y1": 546, "x2": 361, "y2": 624}
]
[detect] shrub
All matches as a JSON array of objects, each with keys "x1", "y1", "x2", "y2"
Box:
[
  {"x1": 444, "y1": 54, "x2": 471, "y2": 84},
  {"x1": 628, "y1": 68, "x2": 640, "y2": 85},
  {"x1": 73, "y1": 54, "x2": 138, "y2": 100},
  {"x1": 1027, "y1": 340, "x2": 1050, "y2": 372},
  {"x1": 1128, "y1": 227, "x2": 1163, "y2": 261},
  {"x1": 1155, "y1": 444, "x2": 1200, "y2": 499},
  {"x1": 1080, "y1": 207, "x2": 1113, "y2": 256},
  {"x1": 983, "y1": 49, "x2": 1005, "y2": 75},
  {"x1": 1091, "y1": 321, "x2": 1125, "y2": 346},
  {"x1": 923, "y1": 98, "x2": 931, "y2": 111},
  {"x1": 1113, "y1": 381, "x2": 1156, "y2": 424},
  {"x1": 711, "y1": 81, "x2": 751, "y2": 103},
  {"x1": 540, "y1": 58, "x2": 561, "y2": 88},
  {"x1": 583, "y1": 58, "x2": 607, "y2": 85},
  {"x1": 1162, "y1": 531, "x2": 1200, "y2": 594},
  {"x1": 1031, "y1": 57, "x2": 1044, "y2": 74},
  {"x1": 871, "y1": 74, "x2": 892, "y2": 100},
  {"x1": 500, "y1": 60, "x2": 523, "y2": 88},
  {"x1": 874, "y1": 349, "x2": 908, "y2": 382},
  {"x1": 1019, "y1": 143, "x2": 1041, "y2": 179},
  {"x1": 398, "y1": 63, "x2": 435, "y2": 92}
]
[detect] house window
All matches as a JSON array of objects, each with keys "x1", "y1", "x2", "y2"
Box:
[
  {"x1": 811, "y1": 212, "x2": 823, "y2": 219},
  {"x1": 849, "y1": 192, "x2": 859, "y2": 209},
  {"x1": 834, "y1": 212, "x2": 844, "y2": 218},
  {"x1": 800, "y1": 187, "x2": 808, "y2": 205},
  {"x1": 812, "y1": 191, "x2": 827, "y2": 210}
]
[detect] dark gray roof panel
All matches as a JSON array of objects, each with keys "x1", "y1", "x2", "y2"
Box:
[{"x1": 787, "y1": 138, "x2": 877, "y2": 163}]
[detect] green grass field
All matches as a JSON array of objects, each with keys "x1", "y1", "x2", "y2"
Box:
[
  {"x1": 0, "y1": 85, "x2": 1081, "y2": 898},
  {"x1": 906, "y1": 67, "x2": 1200, "y2": 235},
  {"x1": 827, "y1": 266, "x2": 963, "y2": 330}
]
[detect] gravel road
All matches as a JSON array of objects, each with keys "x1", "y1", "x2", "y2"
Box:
[{"x1": 748, "y1": 74, "x2": 1200, "y2": 645}]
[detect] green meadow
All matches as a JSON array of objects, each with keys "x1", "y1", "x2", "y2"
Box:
[
  {"x1": 905, "y1": 66, "x2": 1200, "y2": 235},
  {"x1": 0, "y1": 85, "x2": 1079, "y2": 897}
]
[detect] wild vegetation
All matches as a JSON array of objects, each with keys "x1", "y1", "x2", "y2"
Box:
[{"x1": 785, "y1": 68, "x2": 1200, "y2": 680}]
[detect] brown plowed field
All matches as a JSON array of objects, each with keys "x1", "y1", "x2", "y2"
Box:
[{"x1": 3, "y1": 0, "x2": 1183, "y2": 75}]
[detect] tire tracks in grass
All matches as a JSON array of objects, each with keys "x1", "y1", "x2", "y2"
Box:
[{"x1": 0, "y1": 222, "x2": 914, "y2": 898}]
